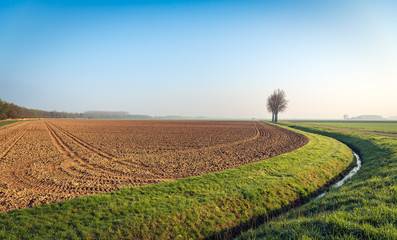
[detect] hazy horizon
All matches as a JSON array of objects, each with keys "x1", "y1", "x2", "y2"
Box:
[{"x1": 1, "y1": 0, "x2": 397, "y2": 119}]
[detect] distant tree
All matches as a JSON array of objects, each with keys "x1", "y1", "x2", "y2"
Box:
[
  {"x1": 0, "y1": 99, "x2": 9, "y2": 119},
  {"x1": 266, "y1": 89, "x2": 288, "y2": 123},
  {"x1": 266, "y1": 96, "x2": 275, "y2": 122},
  {"x1": 7, "y1": 104, "x2": 22, "y2": 119}
]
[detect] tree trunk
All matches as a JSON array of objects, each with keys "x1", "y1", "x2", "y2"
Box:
[
  {"x1": 275, "y1": 112, "x2": 278, "y2": 123},
  {"x1": 272, "y1": 113, "x2": 274, "y2": 122}
]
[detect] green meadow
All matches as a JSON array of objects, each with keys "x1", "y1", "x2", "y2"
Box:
[
  {"x1": 0, "y1": 124, "x2": 352, "y2": 239},
  {"x1": 299, "y1": 121, "x2": 397, "y2": 134},
  {"x1": 236, "y1": 122, "x2": 397, "y2": 239}
]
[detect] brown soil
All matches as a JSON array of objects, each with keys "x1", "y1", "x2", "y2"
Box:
[{"x1": 0, "y1": 120, "x2": 307, "y2": 212}]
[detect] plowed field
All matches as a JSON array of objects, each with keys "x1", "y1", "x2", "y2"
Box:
[{"x1": 0, "y1": 120, "x2": 307, "y2": 212}]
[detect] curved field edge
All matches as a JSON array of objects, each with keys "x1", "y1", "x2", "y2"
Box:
[
  {"x1": 0, "y1": 124, "x2": 353, "y2": 240},
  {"x1": 236, "y1": 123, "x2": 397, "y2": 240}
]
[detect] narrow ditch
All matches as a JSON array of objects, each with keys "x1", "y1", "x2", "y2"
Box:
[
  {"x1": 211, "y1": 150, "x2": 362, "y2": 240},
  {"x1": 316, "y1": 151, "x2": 361, "y2": 199}
]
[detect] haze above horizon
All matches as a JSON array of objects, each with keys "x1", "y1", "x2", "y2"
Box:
[{"x1": 1, "y1": 0, "x2": 396, "y2": 119}]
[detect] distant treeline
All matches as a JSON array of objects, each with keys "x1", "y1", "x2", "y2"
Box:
[
  {"x1": 0, "y1": 99, "x2": 151, "y2": 120},
  {"x1": 0, "y1": 99, "x2": 83, "y2": 120}
]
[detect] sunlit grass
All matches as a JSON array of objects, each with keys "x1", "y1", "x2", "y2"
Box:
[{"x1": 236, "y1": 122, "x2": 397, "y2": 239}]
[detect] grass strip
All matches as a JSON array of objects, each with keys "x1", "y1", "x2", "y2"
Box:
[
  {"x1": 236, "y1": 122, "x2": 397, "y2": 239},
  {"x1": 298, "y1": 121, "x2": 397, "y2": 134},
  {"x1": 0, "y1": 124, "x2": 353, "y2": 239},
  {"x1": 0, "y1": 120, "x2": 20, "y2": 127}
]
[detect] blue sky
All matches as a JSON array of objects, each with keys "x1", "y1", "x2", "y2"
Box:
[{"x1": 1, "y1": 0, "x2": 396, "y2": 119}]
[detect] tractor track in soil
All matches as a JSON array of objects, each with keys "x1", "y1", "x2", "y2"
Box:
[
  {"x1": 0, "y1": 129, "x2": 28, "y2": 160},
  {"x1": 44, "y1": 122, "x2": 131, "y2": 186}
]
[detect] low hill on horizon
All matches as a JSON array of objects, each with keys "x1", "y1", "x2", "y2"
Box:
[{"x1": 344, "y1": 115, "x2": 387, "y2": 120}]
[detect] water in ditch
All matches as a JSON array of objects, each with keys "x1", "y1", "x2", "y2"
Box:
[{"x1": 316, "y1": 151, "x2": 361, "y2": 199}]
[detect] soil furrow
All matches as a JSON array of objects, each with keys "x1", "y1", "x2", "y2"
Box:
[
  {"x1": 49, "y1": 122, "x2": 116, "y2": 159},
  {"x1": 0, "y1": 129, "x2": 28, "y2": 160}
]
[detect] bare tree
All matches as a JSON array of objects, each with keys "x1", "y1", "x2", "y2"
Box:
[
  {"x1": 266, "y1": 89, "x2": 288, "y2": 123},
  {"x1": 266, "y1": 96, "x2": 275, "y2": 122}
]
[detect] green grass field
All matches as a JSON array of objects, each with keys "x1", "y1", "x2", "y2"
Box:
[
  {"x1": 0, "y1": 124, "x2": 353, "y2": 239},
  {"x1": 0, "y1": 120, "x2": 20, "y2": 127},
  {"x1": 236, "y1": 122, "x2": 397, "y2": 239},
  {"x1": 298, "y1": 121, "x2": 397, "y2": 134}
]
